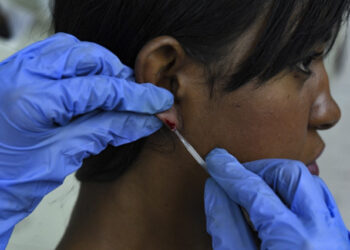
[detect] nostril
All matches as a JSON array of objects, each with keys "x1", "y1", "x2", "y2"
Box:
[
  {"x1": 317, "y1": 123, "x2": 334, "y2": 130},
  {"x1": 316, "y1": 118, "x2": 340, "y2": 130}
]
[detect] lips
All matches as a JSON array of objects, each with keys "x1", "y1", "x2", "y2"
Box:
[
  {"x1": 306, "y1": 161, "x2": 320, "y2": 176},
  {"x1": 305, "y1": 143, "x2": 325, "y2": 176}
]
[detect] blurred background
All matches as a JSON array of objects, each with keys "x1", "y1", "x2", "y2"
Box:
[{"x1": 0, "y1": 0, "x2": 349, "y2": 249}]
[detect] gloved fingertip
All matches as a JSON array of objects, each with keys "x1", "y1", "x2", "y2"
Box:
[
  {"x1": 132, "y1": 83, "x2": 175, "y2": 114},
  {"x1": 205, "y1": 148, "x2": 243, "y2": 178},
  {"x1": 153, "y1": 87, "x2": 175, "y2": 113},
  {"x1": 205, "y1": 148, "x2": 230, "y2": 161},
  {"x1": 205, "y1": 148, "x2": 238, "y2": 168},
  {"x1": 119, "y1": 114, "x2": 164, "y2": 142}
]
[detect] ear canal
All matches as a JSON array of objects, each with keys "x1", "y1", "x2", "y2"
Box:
[{"x1": 169, "y1": 77, "x2": 180, "y2": 103}]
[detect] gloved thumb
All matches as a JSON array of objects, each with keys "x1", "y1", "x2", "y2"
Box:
[{"x1": 58, "y1": 110, "x2": 162, "y2": 166}]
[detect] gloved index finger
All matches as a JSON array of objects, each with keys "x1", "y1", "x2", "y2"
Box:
[
  {"x1": 36, "y1": 75, "x2": 174, "y2": 126},
  {"x1": 205, "y1": 148, "x2": 298, "y2": 231}
]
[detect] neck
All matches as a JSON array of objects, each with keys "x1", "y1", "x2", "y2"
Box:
[{"x1": 57, "y1": 131, "x2": 212, "y2": 250}]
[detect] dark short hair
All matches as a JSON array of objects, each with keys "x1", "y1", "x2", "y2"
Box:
[{"x1": 53, "y1": 0, "x2": 350, "y2": 182}]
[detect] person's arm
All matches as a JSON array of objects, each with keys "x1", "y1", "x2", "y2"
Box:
[
  {"x1": 204, "y1": 148, "x2": 350, "y2": 250},
  {"x1": 0, "y1": 33, "x2": 173, "y2": 249}
]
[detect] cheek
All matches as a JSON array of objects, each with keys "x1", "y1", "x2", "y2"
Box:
[
  {"x1": 221, "y1": 110, "x2": 308, "y2": 162},
  {"x1": 203, "y1": 92, "x2": 311, "y2": 162}
]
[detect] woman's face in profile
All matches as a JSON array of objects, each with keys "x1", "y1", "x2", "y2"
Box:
[{"x1": 179, "y1": 46, "x2": 340, "y2": 171}]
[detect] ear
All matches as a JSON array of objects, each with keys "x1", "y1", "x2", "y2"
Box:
[
  {"x1": 135, "y1": 36, "x2": 186, "y2": 129},
  {"x1": 134, "y1": 36, "x2": 185, "y2": 89}
]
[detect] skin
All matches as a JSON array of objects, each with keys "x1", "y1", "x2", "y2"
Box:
[{"x1": 57, "y1": 20, "x2": 340, "y2": 250}]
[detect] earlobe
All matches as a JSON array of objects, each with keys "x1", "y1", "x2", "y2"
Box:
[{"x1": 156, "y1": 106, "x2": 181, "y2": 131}]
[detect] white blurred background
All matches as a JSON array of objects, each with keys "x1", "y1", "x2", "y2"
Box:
[{"x1": 0, "y1": 0, "x2": 349, "y2": 249}]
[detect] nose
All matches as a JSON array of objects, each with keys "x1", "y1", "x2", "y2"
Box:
[{"x1": 309, "y1": 64, "x2": 341, "y2": 130}]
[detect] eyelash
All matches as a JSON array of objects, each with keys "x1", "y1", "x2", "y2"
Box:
[{"x1": 295, "y1": 52, "x2": 324, "y2": 75}]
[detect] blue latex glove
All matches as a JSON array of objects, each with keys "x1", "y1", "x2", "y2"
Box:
[
  {"x1": 204, "y1": 148, "x2": 350, "y2": 250},
  {"x1": 0, "y1": 33, "x2": 173, "y2": 249}
]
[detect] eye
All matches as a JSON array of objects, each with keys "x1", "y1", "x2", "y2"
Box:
[
  {"x1": 295, "y1": 56, "x2": 314, "y2": 75},
  {"x1": 295, "y1": 51, "x2": 324, "y2": 75}
]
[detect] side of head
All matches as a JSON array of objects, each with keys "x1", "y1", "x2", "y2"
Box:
[{"x1": 53, "y1": 0, "x2": 350, "y2": 182}]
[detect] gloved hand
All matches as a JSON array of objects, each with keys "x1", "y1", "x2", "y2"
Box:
[
  {"x1": 204, "y1": 148, "x2": 350, "y2": 250},
  {"x1": 0, "y1": 33, "x2": 173, "y2": 249}
]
